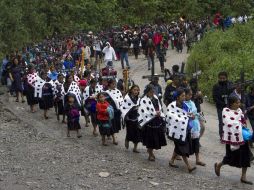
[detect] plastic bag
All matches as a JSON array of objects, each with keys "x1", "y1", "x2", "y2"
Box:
[{"x1": 242, "y1": 127, "x2": 253, "y2": 141}]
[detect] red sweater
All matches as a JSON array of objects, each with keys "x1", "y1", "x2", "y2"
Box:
[
  {"x1": 153, "y1": 33, "x2": 162, "y2": 45},
  {"x1": 96, "y1": 101, "x2": 110, "y2": 121}
]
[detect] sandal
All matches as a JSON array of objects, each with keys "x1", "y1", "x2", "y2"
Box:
[
  {"x1": 113, "y1": 141, "x2": 118, "y2": 145},
  {"x1": 169, "y1": 162, "x2": 179, "y2": 168},
  {"x1": 16, "y1": 99, "x2": 19, "y2": 102},
  {"x1": 133, "y1": 149, "x2": 140, "y2": 153},
  {"x1": 148, "y1": 156, "x2": 155, "y2": 161},
  {"x1": 102, "y1": 143, "x2": 108, "y2": 146},
  {"x1": 188, "y1": 167, "x2": 197, "y2": 173},
  {"x1": 77, "y1": 135, "x2": 82, "y2": 138},
  {"x1": 241, "y1": 179, "x2": 253, "y2": 185},
  {"x1": 196, "y1": 161, "x2": 206, "y2": 166},
  {"x1": 22, "y1": 100, "x2": 25, "y2": 103},
  {"x1": 214, "y1": 163, "x2": 220, "y2": 176}
]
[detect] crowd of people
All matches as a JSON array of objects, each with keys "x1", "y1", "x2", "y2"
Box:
[{"x1": 0, "y1": 17, "x2": 253, "y2": 185}]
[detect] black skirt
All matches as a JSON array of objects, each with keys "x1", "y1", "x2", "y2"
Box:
[
  {"x1": 67, "y1": 120, "x2": 81, "y2": 131},
  {"x1": 56, "y1": 100, "x2": 64, "y2": 115},
  {"x1": 39, "y1": 95, "x2": 54, "y2": 110},
  {"x1": 191, "y1": 138, "x2": 200, "y2": 154},
  {"x1": 142, "y1": 125, "x2": 167, "y2": 150},
  {"x1": 222, "y1": 143, "x2": 251, "y2": 168},
  {"x1": 174, "y1": 129, "x2": 193, "y2": 157},
  {"x1": 98, "y1": 120, "x2": 111, "y2": 136},
  {"x1": 90, "y1": 112, "x2": 97, "y2": 125},
  {"x1": 110, "y1": 109, "x2": 121, "y2": 134},
  {"x1": 26, "y1": 85, "x2": 38, "y2": 106},
  {"x1": 125, "y1": 119, "x2": 142, "y2": 144}
]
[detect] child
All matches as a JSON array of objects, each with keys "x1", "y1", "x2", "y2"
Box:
[
  {"x1": 96, "y1": 93, "x2": 112, "y2": 146},
  {"x1": 184, "y1": 88, "x2": 206, "y2": 166},
  {"x1": 65, "y1": 93, "x2": 82, "y2": 138}
]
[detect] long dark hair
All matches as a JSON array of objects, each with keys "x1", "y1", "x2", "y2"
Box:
[
  {"x1": 173, "y1": 88, "x2": 185, "y2": 101},
  {"x1": 128, "y1": 84, "x2": 140, "y2": 96},
  {"x1": 228, "y1": 95, "x2": 239, "y2": 108},
  {"x1": 143, "y1": 84, "x2": 154, "y2": 96},
  {"x1": 108, "y1": 79, "x2": 116, "y2": 88}
]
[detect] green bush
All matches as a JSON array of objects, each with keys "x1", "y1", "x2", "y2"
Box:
[{"x1": 187, "y1": 21, "x2": 254, "y2": 102}]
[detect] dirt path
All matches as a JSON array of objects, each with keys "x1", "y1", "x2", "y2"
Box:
[{"x1": 0, "y1": 47, "x2": 253, "y2": 190}]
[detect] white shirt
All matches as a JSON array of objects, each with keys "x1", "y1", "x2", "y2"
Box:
[
  {"x1": 102, "y1": 46, "x2": 117, "y2": 62},
  {"x1": 83, "y1": 46, "x2": 91, "y2": 59},
  {"x1": 93, "y1": 40, "x2": 103, "y2": 51}
]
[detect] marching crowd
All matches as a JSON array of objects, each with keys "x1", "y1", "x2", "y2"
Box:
[{"x1": 0, "y1": 19, "x2": 253, "y2": 185}]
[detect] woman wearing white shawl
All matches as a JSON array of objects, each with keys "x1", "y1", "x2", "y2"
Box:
[
  {"x1": 105, "y1": 79, "x2": 123, "y2": 145},
  {"x1": 138, "y1": 84, "x2": 167, "y2": 161},
  {"x1": 214, "y1": 96, "x2": 252, "y2": 185},
  {"x1": 121, "y1": 85, "x2": 141, "y2": 153},
  {"x1": 166, "y1": 88, "x2": 196, "y2": 173}
]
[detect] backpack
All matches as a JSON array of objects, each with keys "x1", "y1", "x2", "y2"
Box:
[{"x1": 107, "y1": 105, "x2": 114, "y2": 120}]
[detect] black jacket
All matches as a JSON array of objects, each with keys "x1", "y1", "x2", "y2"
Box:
[{"x1": 212, "y1": 81, "x2": 233, "y2": 109}]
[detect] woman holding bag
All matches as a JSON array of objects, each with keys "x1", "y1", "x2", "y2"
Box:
[{"x1": 214, "y1": 96, "x2": 252, "y2": 185}]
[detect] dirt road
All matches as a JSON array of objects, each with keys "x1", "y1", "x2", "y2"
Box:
[{"x1": 0, "y1": 48, "x2": 253, "y2": 190}]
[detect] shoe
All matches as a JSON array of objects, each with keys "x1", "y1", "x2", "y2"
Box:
[
  {"x1": 133, "y1": 149, "x2": 140, "y2": 153},
  {"x1": 169, "y1": 162, "x2": 179, "y2": 168},
  {"x1": 241, "y1": 179, "x2": 253, "y2": 185},
  {"x1": 188, "y1": 167, "x2": 196, "y2": 173},
  {"x1": 214, "y1": 163, "x2": 220, "y2": 176},
  {"x1": 148, "y1": 156, "x2": 155, "y2": 161}
]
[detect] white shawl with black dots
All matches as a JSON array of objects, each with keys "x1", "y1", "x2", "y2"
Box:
[
  {"x1": 34, "y1": 77, "x2": 46, "y2": 98},
  {"x1": 95, "y1": 84, "x2": 104, "y2": 94},
  {"x1": 138, "y1": 95, "x2": 164, "y2": 127},
  {"x1": 105, "y1": 88, "x2": 123, "y2": 110},
  {"x1": 83, "y1": 84, "x2": 103, "y2": 103},
  {"x1": 120, "y1": 94, "x2": 140, "y2": 120},
  {"x1": 165, "y1": 101, "x2": 189, "y2": 142},
  {"x1": 60, "y1": 82, "x2": 81, "y2": 106}
]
